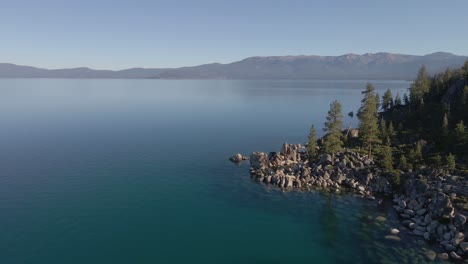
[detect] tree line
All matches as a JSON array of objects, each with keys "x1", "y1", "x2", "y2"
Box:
[{"x1": 307, "y1": 60, "x2": 468, "y2": 178}]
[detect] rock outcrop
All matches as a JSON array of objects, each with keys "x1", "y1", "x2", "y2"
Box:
[{"x1": 239, "y1": 142, "x2": 468, "y2": 259}]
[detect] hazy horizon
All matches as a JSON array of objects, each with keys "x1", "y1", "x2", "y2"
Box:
[
  {"x1": 3, "y1": 51, "x2": 466, "y2": 71},
  {"x1": 2, "y1": 0, "x2": 468, "y2": 70}
]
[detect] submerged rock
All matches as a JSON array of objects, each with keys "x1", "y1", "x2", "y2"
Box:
[
  {"x1": 424, "y1": 250, "x2": 436, "y2": 261},
  {"x1": 384, "y1": 235, "x2": 401, "y2": 241},
  {"x1": 437, "y1": 253, "x2": 449, "y2": 260},
  {"x1": 376, "y1": 216, "x2": 386, "y2": 222}
]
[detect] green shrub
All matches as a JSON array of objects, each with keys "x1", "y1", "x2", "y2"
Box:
[{"x1": 446, "y1": 153, "x2": 456, "y2": 170}]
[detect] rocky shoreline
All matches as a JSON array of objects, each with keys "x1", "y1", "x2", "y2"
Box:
[{"x1": 230, "y1": 143, "x2": 467, "y2": 262}]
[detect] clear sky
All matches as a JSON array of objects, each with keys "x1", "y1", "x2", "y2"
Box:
[{"x1": 1, "y1": 0, "x2": 468, "y2": 70}]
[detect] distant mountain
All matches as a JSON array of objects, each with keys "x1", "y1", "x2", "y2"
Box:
[
  {"x1": 1, "y1": 52, "x2": 467, "y2": 80},
  {"x1": 0, "y1": 63, "x2": 166, "y2": 79}
]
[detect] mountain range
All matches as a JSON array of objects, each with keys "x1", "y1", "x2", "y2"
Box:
[{"x1": 1, "y1": 52, "x2": 466, "y2": 80}]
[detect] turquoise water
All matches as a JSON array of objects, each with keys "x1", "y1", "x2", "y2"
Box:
[{"x1": 0, "y1": 79, "x2": 440, "y2": 263}]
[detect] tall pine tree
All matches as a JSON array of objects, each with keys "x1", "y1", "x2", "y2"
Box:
[
  {"x1": 307, "y1": 125, "x2": 318, "y2": 160},
  {"x1": 394, "y1": 92, "x2": 402, "y2": 106},
  {"x1": 382, "y1": 89, "x2": 393, "y2": 111},
  {"x1": 358, "y1": 83, "x2": 380, "y2": 158},
  {"x1": 410, "y1": 65, "x2": 431, "y2": 106},
  {"x1": 323, "y1": 100, "x2": 344, "y2": 160}
]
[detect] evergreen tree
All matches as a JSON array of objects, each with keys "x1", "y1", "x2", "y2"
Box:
[
  {"x1": 394, "y1": 92, "x2": 402, "y2": 106},
  {"x1": 380, "y1": 145, "x2": 393, "y2": 170},
  {"x1": 454, "y1": 120, "x2": 466, "y2": 144},
  {"x1": 446, "y1": 153, "x2": 456, "y2": 170},
  {"x1": 442, "y1": 113, "x2": 449, "y2": 138},
  {"x1": 403, "y1": 93, "x2": 410, "y2": 105},
  {"x1": 375, "y1": 92, "x2": 380, "y2": 112},
  {"x1": 397, "y1": 122, "x2": 403, "y2": 132},
  {"x1": 443, "y1": 67, "x2": 452, "y2": 87},
  {"x1": 432, "y1": 155, "x2": 442, "y2": 167},
  {"x1": 323, "y1": 100, "x2": 344, "y2": 159},
  {"x1": 387, "y1": 121, "x2": 395, "y2": 140},
  {"x1": 415, "y1": 142, "x2": 423, "y2": 162},
  {"x1": 399, "y1": 155, "x2": 408, "y2": 171},
  {"x1": 410, "y1": 65, "x2": 431, "y2": 105},
  {"x1": 382, "y1": 89, "x2": 393, "y2": 111},
  {"x1": 379, "y1": 118, "x2": 387, "y2": 143},
  {"x1": 307, "y1": 125, "x2": 318, "y2": 160},
  {"x1": 358, "y1": 83, "x2": 380, "y2": 158},
  {"x1": 463, "y1": 60, "x2": 468, "y2": 79}
]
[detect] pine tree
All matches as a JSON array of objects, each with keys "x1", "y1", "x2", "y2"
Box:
[
  {"x1": 358, "y1": 83, "x2": 380, "y2": 158},
  {"x1": 397, "y1": 122, "x2": 403, "y2": 133},
  {"x1": 380, "y1": 145, "x2": 393, "y2": 170},
  {"x1": 446, "y1": 153, "x2": 456, "y2": 170},
  {"x1": 307, "y1": 125, "x2": 318, "y2": 160},
  {"x1": 415, "y1": 142, "x2": 423, "y2": 162},
  {"x1": 394, "y1": 92, "x2": 402, "y2": 106},
  {"x1": 442, "y1": 113, "x2": 449, "y2": 138},
  {"x1": 382, "y1": 89, "x2": 393, "y2": 111},
  {"x1": 454, "y1": 120, "x2": 466, "y2": 144},
  {"x1": 443, "y1": 67, "x2": 452, "y2": 88},
  {"x1": 403, "y1": 93, "x2": 410, "y2": 105},
  {"x1": 408, "y1": 142, "x2": 423, "y2": 164},
  {"x1": 387, "y1": 121, "x2": 395, "y2": 140},
  {"x1": 323, "y1": 100, "x2": 344, "y2": 159},
  {"x1": 432, "y1": 155, "x2": 442, "y2": 167},
  {"x1": 410, "y1": 65, "x2": 431, "y2": 105},
  {"x1": 375, "y1": 92, "x2": 380, "y2": 112},
  {"x1": 380, "y1": 118, "x2": 387, "y2": 138},
  {"x1": 463, "y1": 60, "x2": 468, "y2": 79},
  {"x1": 399, "y1": 155, "x2": 408, "y2": 171}
]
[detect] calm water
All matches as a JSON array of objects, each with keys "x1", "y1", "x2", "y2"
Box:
[{"x1": 0, "y1": 79, "x2": 442, "y2": 263}]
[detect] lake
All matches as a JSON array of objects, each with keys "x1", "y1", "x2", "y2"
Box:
[{"x1": 0, "y1": 79, "x2": 442, "y2": 263}]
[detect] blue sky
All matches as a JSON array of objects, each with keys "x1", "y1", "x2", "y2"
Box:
[{"x1": 1, "y1": 0, "x2": 468, "y2": 69}]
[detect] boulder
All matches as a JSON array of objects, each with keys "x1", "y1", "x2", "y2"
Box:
[
  {"x1": 375, "y1": 216, "x2": 386, "y2": 222},
  {"x1": 443, "y1": 232, "x2": 451, "y2": 241},
  {"x1": 319, "y1": 154, "x2": 332, "y2": 165},
  {"x1": 403, "y1": 209, "x2": 415, "y2": 216},
  {"x1": 408, "y1": 199, "x2": 419, "y2": 209},
  {"x1": 331, "y1": 172, "x2": 346, "y2": 184},
  {"x1": 286, "y1": 176, "x2": 295, "y2": 188},
  {"x1": 444, "y1": 243, "x2": 456, "y2": 252},
  {"x1": 384, "y1": 235, "x2": 401, "y2": 241},
  {"x1": 280, "y1": 143, "x2": 297, "y2": 161},
  {"x1": 250, "y1": 152, "x2": 269, "y2": 170},
  {"x1": 452, "y1": 232, "x2": 464, "y2": 245},
  {"x1": 427, "y1": 192, "x2": 452, "y2": 217},
  {"x1": 349, "y1": 129, "x2": 359, "y2": 138},
  {"x1": 459, "y1": 242, "x2": 468, "y2": 252},
  {"x1": 449, "y1": 252, "x2": 462, "y2": 260},
  {"x1": 424, "y1": 250, "x2": 436, "y2": 261},
  {"x1": 437, "y1": 253, "x2": 449, "y2": 260},
  {"x1": 416, "y1": 208, "x2": 426, "y2": 216},
  {"x1": 270, "y1": 153, "x2": 285, "y2": 167},
  {"x1": 390, "y1": 228, "x2": 400, "y2": 235},
  {"x1": 398, "y1": 200, "x2": 407, "y2": 208},
  {"x1": 229, "y1": 153, "x2": 244, "y2": 163},
  {"x1": 423, "y1": 232, "x2": 430, "y2": 241},
  {"x1": 454, "y1": 214, "x2": 466, "y2": 228},
  {"x1": 301, "y1": 167, "x2": 311, "y2": 178},
  {"x1": 424, "y1": 213, "x2": 432, "y2": 225}
]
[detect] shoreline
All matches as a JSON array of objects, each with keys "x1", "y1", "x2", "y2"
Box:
[{"x1": 230, "y1": 142, "x2": 467, "y2": 262}]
